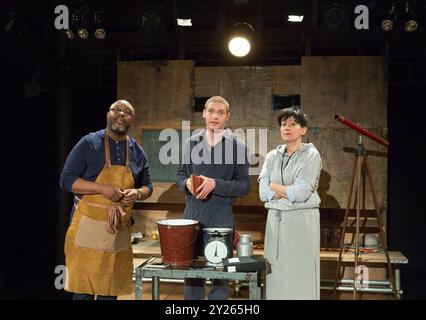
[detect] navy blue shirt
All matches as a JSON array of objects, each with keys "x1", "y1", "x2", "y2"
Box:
[
  {"x1": 60, "y1": 129, "x2": 152, "y2": 194},
  {"x1": 176, "y1": 129, "x2": 251, "y2": 228}
]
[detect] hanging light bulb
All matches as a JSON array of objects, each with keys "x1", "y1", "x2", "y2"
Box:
[
  {"x1": 227, "y1": 22, "x2": 254, "y2": 57},
  {"x1": 228, "y1": 37, "x2": 251, "y2": 57}
]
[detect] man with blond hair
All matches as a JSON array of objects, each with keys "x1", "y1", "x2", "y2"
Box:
[{"x1": 176, "y1": 96, "x2": 251, "y2": 300}]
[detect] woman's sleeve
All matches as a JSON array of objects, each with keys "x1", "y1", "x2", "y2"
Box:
[{"x1": 286, "y1": 150, "x2": 322, "y2": 203}]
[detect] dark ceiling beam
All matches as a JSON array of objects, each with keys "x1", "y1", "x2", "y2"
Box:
[
  {"x1": 304, "y1": 0, "x2": 314, "y2": 56},
  {"x1": 312, "y1": 0, "x2": 318, "y2": 30},
  {"x1": 2, "y1": 0, "x2": 425, "y2": 63}
]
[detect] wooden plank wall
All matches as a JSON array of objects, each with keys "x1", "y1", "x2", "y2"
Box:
[
  {"x1": 301, "y1": 57, "x2": 388, "y2": 212},
  {"x1": 117, "y1": 60, "x2": 195, "y2": 144}
]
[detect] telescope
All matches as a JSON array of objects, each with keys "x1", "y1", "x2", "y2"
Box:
[
  {"x1": 332, "y1": 114, "x2": 397, "y2": 300},
  {"x1": 334, "y1": 114, "x2": 389, "y2": 147}
]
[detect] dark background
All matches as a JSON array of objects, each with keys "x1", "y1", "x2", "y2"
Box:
[{"x1": 1, "y1": 0, "x2": 425, "y2": 299}]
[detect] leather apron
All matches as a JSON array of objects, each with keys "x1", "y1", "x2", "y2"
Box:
[{"x1": 64, "y1": 133, "x2": 134, "y2": 296}]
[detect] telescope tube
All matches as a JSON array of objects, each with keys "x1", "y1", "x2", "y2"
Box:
[{"x1": 334, "y1": 114, "x2": 389, "y2": 147}]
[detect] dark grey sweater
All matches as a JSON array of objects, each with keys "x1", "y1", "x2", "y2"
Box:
[{"x1": 176, "y1": 129, "x2": 251, "y2": 228}]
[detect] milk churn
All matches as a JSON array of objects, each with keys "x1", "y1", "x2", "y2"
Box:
[{"x1": 237, "y1": 234, "x2": 253, "y2": 257}]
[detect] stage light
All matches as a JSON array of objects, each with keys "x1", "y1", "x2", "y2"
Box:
[
  {"x1": 381, "y1": 3, "x2": 395, "y2": 32},
  {"x1": 325, "y1": 5, "x2": 345, "y2": 28},
  {"x1": 404, "y1": 2, "x2": 418, "y2": 32},
  {"x1": 64, "y1": 29, "x2": 75, "y2": 39},
  {"x1": 94, "y1": 12, "x2": 106, "y2": 39},
  {"x1": 94, "y1": 28, "x2": 106, "y2": 39},
  {"x1": 177, "y1": 19, "x2": 192, "y2": 27},
  {"x1": 405, "y1": 19, "x2": 418, "y2": 32},
  {"x1": 287, "y1": 0, "x2": 304, "y2": 23},
  {"x1": 227, "y1": 22, "x2": 254, "y2": 57},
  {"x1": 75, "y1": 13, "x2": 89, "y2": 39},
  {"x1": 139, "y1": 10, "x2": 163, "y2": 33},
  {"x1": 381, "y1": 19, "x2": 394, "y2": 31},
  {"x1": 77, "y1": 28, "x2": 89, "y2": 39},
  {"x1": 288, "y1": 15, "x2": 304, "y2": 22},
  {"x1": 228, "y1": 37, "x2": 251, "y2": 57},
  {"x1": 63, "y1": 13, "x2": 78, "y2": 39}
]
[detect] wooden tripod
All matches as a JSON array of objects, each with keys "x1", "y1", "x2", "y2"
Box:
[{"x1": 332, "y1": 137, "x2": 398, "y2": 300}]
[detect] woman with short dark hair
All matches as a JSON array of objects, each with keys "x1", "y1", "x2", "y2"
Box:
[{"x1": 258, "y1": 107, "x2": 322, "y2": 300}]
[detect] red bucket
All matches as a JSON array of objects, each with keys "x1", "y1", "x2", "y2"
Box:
[{"x1": 157, "y1": 219, "x2": 199, "y2": 267}]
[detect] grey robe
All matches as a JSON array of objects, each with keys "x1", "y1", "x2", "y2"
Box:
[{"x1": 258, "y1": 143, "x2": 322, "y2": 300}]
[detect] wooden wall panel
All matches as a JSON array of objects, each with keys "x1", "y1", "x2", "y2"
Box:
[
  {"x1": 301, "y1": 56, "x2": 387, "y2": 128},
  {"x1": 306, "y1": 127, "x2": 388, "y2": 210},
  {"x1": 271, "y1": 65, "x2": 302, "y2": 95},
  {"x1": 117, "y1": 60, "x2": 195, "y2": 128},
  {"x1": 194, "y1": 66, "x2": 272, "y2": 127}
]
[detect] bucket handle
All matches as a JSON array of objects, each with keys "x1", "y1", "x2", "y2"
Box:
[{"x1": 161, "y1": 231, "x2": 198, "y2": 251}]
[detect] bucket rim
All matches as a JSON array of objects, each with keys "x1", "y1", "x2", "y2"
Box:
[{"x1": 157, "y1": 218, "x2": 199, "y2": 226}]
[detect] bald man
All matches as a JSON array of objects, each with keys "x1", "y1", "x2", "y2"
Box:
[{"x1": 60, "y1": 100, "x2": 153, "y2": 300}]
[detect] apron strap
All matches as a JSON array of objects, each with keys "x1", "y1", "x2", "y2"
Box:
[
  {"x1": 104, "y1": 131, "x2": 111, "y2": 168},
  {"x1": 125, "y1": 136, "x2": 130, "y2": 169},
  {"x1": 104, "y1": 130, "x2": 131, "y2": 170}
]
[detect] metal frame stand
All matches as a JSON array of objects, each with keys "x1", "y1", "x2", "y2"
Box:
[{"x1": 332, "y1": 136, "x2": 398, "y2": 300}]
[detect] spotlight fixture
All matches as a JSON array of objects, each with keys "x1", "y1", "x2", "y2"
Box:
[
  {"x1": 77, "y1": 14, "x2": 89, "y2": 39},
  {"x1": 405, "y1": 19, "x2": 418, "y2": 32},
  {"x1": 381, "y1": 3, "x2": 396, "y2": 32},
  {"x1": 228, "y1": 37, "x2": 250, "y2": 57},
  {"x1": 139, "y1": 10, "x2": 163, "y2": 33},
  {"x1": 288, "y1": 15, "x2": 304, "y2": 23},
  {"x1": 63, "y1": 13, "x2": 78, "y2": 39},
  {"x1": 404, "y1": 2, "x2": 418, "y2": 32},
  {"x1": 94, "y1": 28, "x2": 106, "y2": 39},
  {"x1": 381, "y1": 19, "x2": 394, "y2": 31},
  {"x1": 94, "y1": 12, "x2": 106, "y2": 39},
  {"x1": 64, "y1": 29, "x2": 75, "y2": 39},
  {"x1": 177, "y1": 19, "x2": 192, "y2": 27},
  {"x1": 287, "y1": 1, "x2": 304, "y2": 24},
  {"x1": 227, "y1": 22, "x2": 254, "y2": 57},
  {"x1": 325, "y1": 5, "x2": 345, "y2": 28},
  {"x1": 77, "y1": 28, "x2": 89, "y2": 39}
]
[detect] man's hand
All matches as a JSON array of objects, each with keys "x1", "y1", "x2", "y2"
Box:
[
  {"x1": 186, "y1": 178, "x2": 196, "y2": 195},
  {"x1": 195, "y1": 175, "x2": 216, "y2": 200},
  {"x1": 121, "y1": 189, "x2": 139, "y2": 205},
  {"x1": 100, "y1": 184, "x2": 124, "y2": 202}
]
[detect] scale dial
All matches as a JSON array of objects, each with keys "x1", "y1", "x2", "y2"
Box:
[{"x1": 204, "y1": 239, "x2": 229, "y2": 264}]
